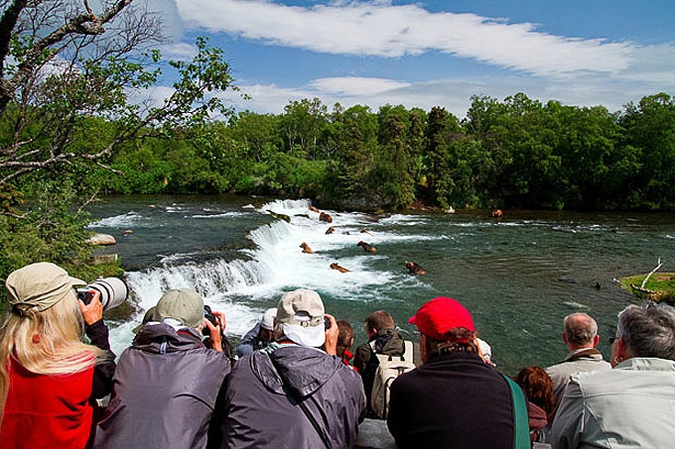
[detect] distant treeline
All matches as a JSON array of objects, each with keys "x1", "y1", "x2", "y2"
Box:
[{"x1": 88, "y1": 91, "x2": 675, "y2": 212}]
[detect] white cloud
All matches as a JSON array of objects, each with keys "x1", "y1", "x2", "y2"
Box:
[
  {"x1": 147, "y1": 1, "x2": 675, "y2": 119},
  {"x1": 147, "y1": 0, "x2": 185, "y2": 41},
  {"x1": 309, "y1": 77, "x2": 410, "y2": 95},
  {"x1": 176, "y1": 0, "x2": 632, "y2": 76},
  {"x1": 223, "y1": 69, "x2": 674, "y2": 119},
  {"x1": 135, "y1": 66, "x2": 674, "y2": 124},
  {"x1": 162, "y1": 42, "x2": 198, "y2": 59}
]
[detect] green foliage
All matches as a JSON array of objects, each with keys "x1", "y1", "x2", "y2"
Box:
[
  {"x1": 82, "y1": 91, "x2": 675, "y2": 214},
  {"x1": 0, "y1": 2, "x2": 244, "y2": 276},
  {"x1": 619, "y1": 93, "x2": 675, "y2": 209},
  {"x1": 0, "y1": 180, "x2": 93, "y2": 280},
  {"x1": 618, "y1": 273, "x2": 675, "y2": 305}
]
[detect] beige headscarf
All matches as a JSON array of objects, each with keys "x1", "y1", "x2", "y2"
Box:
[{"x1": 5, "y1": 262, "x2": 86, "y2": 314}]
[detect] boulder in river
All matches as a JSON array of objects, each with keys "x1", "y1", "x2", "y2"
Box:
[{"x1": 88, "y1": 233, "x2": 117, "y2": 246}]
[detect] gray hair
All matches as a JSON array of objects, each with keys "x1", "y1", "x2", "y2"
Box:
[
  {"x1": 563, "y1": 313, "x2": 598, "y2": 345},
  {"x1": 617, "y1": 301, "x2": 675, "y2": 360}
]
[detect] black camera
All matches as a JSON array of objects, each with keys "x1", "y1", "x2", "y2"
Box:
[
  {"x1": 324, "y1": 316, "x2": 331, "y2": 330},
  {"x1": 202, "y1": 305, "x2": 219, "y2": 336},
  {"x1": 201, "y1": 305, "x2": 233, "y2": 358},
  {"x1": 77, "y1": 277, "x2": 129, "y2": 311}
]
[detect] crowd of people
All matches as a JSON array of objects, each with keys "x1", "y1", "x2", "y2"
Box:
[{"x1": 1, "y1": 261, "x2": 675, "y2": 448}]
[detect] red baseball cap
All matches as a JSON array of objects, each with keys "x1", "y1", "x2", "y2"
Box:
[{"x1": 408, "y1": 297, "x2": 475, "y2": 341}]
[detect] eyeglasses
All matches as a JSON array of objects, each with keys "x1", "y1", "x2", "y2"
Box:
[{"x1": 609, "y1": 335, "x2": 621, "y2": 344}]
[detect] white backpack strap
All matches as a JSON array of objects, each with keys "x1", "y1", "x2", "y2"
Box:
[{"x1": 402, "y1": 340, "x2": 414, "y2": 361}]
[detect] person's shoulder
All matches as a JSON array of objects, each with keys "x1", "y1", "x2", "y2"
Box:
[
  {"x1": 334, "y1": 359, "x2": 364, "y2": 382},
  {"x1": 187, "y1": 345, "x2": 233, "y2": 367},
  {"x1": 566, "y1": 365, "x2": 622, "y2": 395},
  {"x1": 354, "y1": 341, "x2": 374, "y2": 361},
  {"x1": 545, "y1": 361, "x2": 566, "y2": 376},
  {"x1": 545, "y1": 359, "x2": 584, "y2": 376},
  {"x1": 355, "y1": 341, "x2": 372, "y2": 353}
]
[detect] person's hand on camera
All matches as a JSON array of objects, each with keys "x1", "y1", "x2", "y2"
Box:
[
  {"x1": 78, "y1": 290, "x2": 103, "y2": 325},
  {"x1": 204, "y1": 316, "x2": 223, "y2": 352},
  {"x1": 212, "y1": 310, "x2": 226, "y2": 331},
  {"x1": 324, "y1": 313, "x2": 338, "y2": 356}
]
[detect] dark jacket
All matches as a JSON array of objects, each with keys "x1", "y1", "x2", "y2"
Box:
[
  {"x1": 235, "y1": 323, "x2": 269, "y2": 358},
  {"x1": 353, "y1": 328, "x2": 420, "y2": 417},
  {"x1": 94, "y1": 323, "x2": 231, "y2": 449},
  {"x1": 387, "y1": 351, "x2": 515, "y2": 449},
  {"x1": 219, "y1": 343, "x2": 366, "y2": 448},
  {"x1": 87, "y1": 319, "x2": 117, "y2": 400}
]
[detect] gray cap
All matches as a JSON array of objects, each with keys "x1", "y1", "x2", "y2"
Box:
[
  {"x1": 5, "y1": 262, "x2": 86, "y2": 314},
  {"x1": 155, "y1": 289, "x2": 204, "y2": 329},
  {"x1": 277, "y1": 289, "x2": 325, "y2": 347}
]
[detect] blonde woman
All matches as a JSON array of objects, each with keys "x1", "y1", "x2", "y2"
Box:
[{"x1": 0, "y1": 262, "x2": 116, "y2": 447}]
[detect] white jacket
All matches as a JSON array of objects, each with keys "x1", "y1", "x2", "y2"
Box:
[{"x1": 551, "y1": 357, "x2": 675, "y2": 448}]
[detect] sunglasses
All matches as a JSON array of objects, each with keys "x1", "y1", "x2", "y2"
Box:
[{"x1": 607, "y1": 325, "x2": 620, "y2": 345}]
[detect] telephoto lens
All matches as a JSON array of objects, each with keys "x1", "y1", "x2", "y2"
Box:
[{"x1": 77, "y1": 277, "x2": 129, "y2": 311}]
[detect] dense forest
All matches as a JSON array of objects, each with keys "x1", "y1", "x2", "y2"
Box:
[{"x1": 84, "y1": 91, "x2": 675, "y2": 213}]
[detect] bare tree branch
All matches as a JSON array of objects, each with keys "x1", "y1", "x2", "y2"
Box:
[{"x1": 1, "y1": 0, "x2": 135, "y2": 112}]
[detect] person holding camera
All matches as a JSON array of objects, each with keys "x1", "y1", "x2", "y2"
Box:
[
  {"x1": 235, "y1": 307, "x2": 277, "y2": 357},
  {"x1": 94, "y1": 289, "x2": 231, "y2": 449},
  {"x1": 217, "y1": 288, "x2": 366, "y2": 448},
  {"x1": 0, "y1": 262, "x2": 116, "y2": 448}
]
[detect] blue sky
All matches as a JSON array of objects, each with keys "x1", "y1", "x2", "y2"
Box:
[{"x1": 146, "y1": 0, "x2": 675, "y2": 119}]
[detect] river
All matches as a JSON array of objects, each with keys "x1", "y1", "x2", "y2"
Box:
[{"x1": 86, "y1": 194, "x2": 675, "y2": 374}]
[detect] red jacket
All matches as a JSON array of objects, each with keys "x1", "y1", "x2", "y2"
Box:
[
  {"x1": 1, "y1": 320, "x2": 114, "y2": 448},
  {"x1": 0, "y1": 358, "x2": 96, "y2": 448}
]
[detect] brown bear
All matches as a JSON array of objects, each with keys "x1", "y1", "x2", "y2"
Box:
[
  {"x1": 357, "y1": 241, "x2": 377, "y2": 253},
  {"x1": 330, "y1": 262, "x2": 350, "y2": 273},
  {"x1": 319, "y1": 212, "x2": 333, "y2": 223},
  {"x1": 405, "y1": 260, "x2": 426, "y2": 276}
]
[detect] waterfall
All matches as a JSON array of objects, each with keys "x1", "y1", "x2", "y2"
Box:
[{"x1": 106, "y1": 198, "x2": 403, "y2": 355}]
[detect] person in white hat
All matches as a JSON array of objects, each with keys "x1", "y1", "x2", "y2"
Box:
[
  {"x1": 94, "y1": 289, "x2": 231, "y2": 449},
  {"x1": 0, "y1": 262, "x2": 115, "y2": 448},
  {"x1": 218, "y1": 289, "x2": 366, "y2": 448},
  {"x1": 235, "y1": 307, "x2": 277, "y2": 357}
]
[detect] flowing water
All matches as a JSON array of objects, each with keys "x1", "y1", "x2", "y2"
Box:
[{"x1": 87, "y1": 195, "x2": 675, "y2": 374}]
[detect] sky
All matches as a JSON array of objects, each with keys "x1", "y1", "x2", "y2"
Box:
[{"x1": 144, "y1": 0, "x2": 675, "y2": 119}]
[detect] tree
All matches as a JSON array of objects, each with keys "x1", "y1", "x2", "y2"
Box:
[
  {"x1": 424, "y1": 106, "x2": 463, "y2": 209},
  {"x1": 373, "y1": 105, "x2": 416, "y2": 209},
  {"x1": 279, "y1": 97, "x2": 328, "y2": 159},
  {"x1": 619, "y1": 93, "x2": 675, "y2": 209},
  {"x1": 325, "y1": 104, "x2": 379, "y2": 209},
  {"x1": 0, "y1": 0, "x2": 242, "y2": 275}
]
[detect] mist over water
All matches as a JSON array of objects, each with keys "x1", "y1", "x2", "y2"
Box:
[{"x1": 87, "y1": 195, "x2": 675, "y2": 374}]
